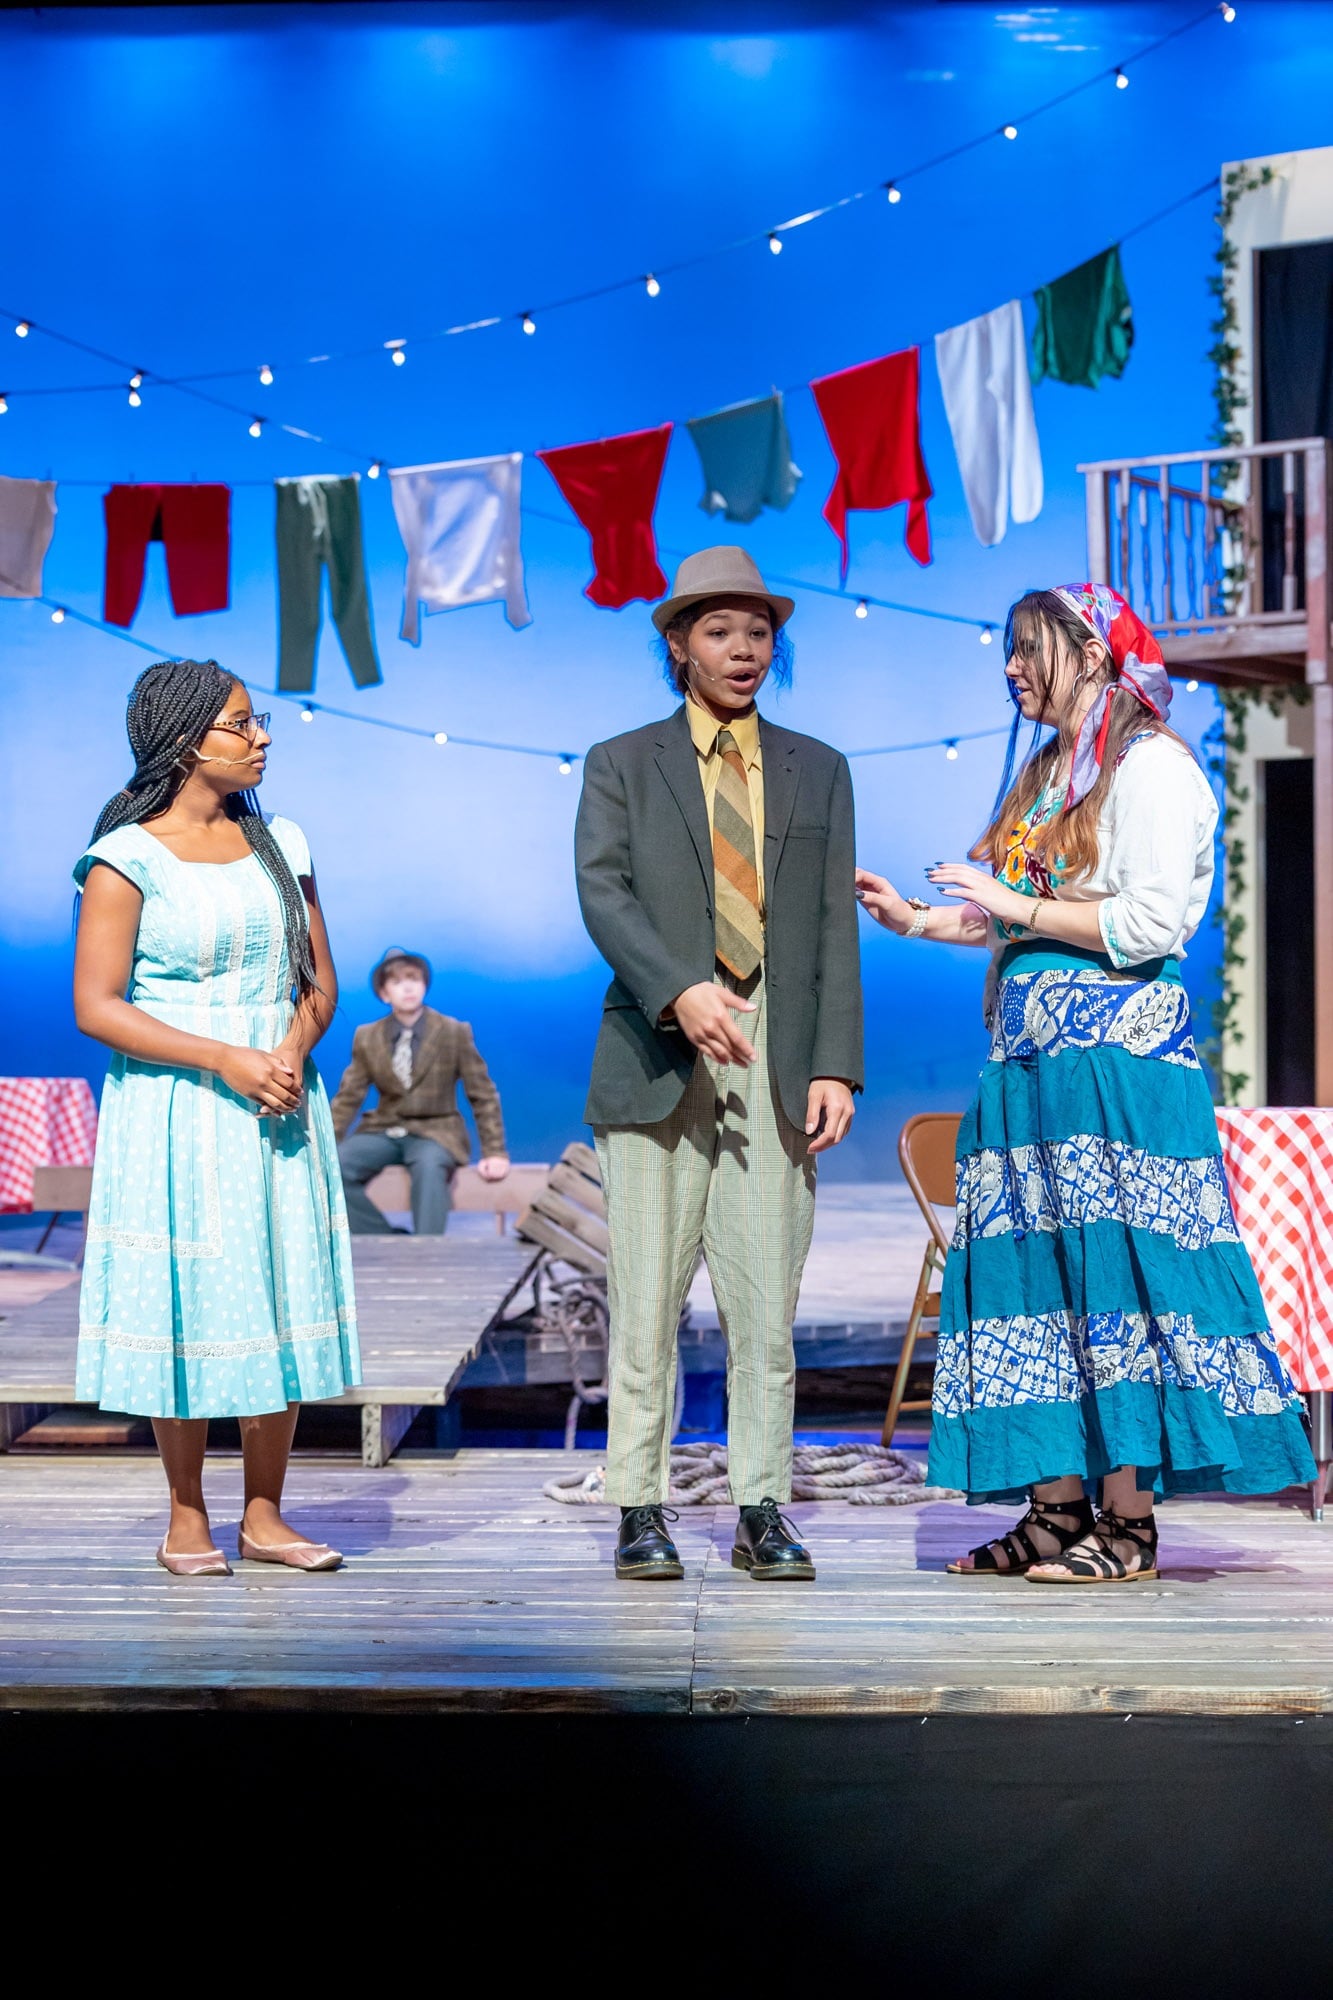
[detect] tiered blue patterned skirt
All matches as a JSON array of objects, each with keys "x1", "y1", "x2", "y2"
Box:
[{"x1": 927, "y1": 944, "x2": 1316, "y2": 1504}]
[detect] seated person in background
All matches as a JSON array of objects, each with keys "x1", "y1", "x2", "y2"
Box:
[{"x1": 332, "y1": 947, "x2": 509, "y2": 1234}]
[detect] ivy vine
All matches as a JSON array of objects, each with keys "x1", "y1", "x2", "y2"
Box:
[{"x1": 1199, "y1": 161, "x2": 1278, "y2": 1104}]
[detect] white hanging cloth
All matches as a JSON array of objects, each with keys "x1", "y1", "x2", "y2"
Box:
[
  {"x1": 389, "y1": 452, "x2": 531, "y2": 644},
  {"x1": 934, "y1": 300, "x2": 1042, "y2": 547},
  {"x1": 0, "y1": 476, "x2": 57, "y2": 598}
]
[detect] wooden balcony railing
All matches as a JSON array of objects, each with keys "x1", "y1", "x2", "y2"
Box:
[{"x1": 1078, "y1": 438, "x2": 1333, "y2": 687}]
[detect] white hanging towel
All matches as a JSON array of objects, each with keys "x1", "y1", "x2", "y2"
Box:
[
  {"x1": 389, "y1": 452, "x2": 531, "y2": 644},
  {"x1": 934, "y1": 300, "x2": 1042, "y2": 547},
  {"x1": 0, "y1": 476, "x2": 57, "y2": 598}
]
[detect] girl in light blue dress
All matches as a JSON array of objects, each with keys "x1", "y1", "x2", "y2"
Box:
[{"x1": 74, "y1": 659, "x2": 360, "y2": 1576}]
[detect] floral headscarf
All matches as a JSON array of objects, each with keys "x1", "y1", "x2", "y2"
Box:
[{"x1": 1049, "y1": 583, "x2": 1172, "y2": 809}]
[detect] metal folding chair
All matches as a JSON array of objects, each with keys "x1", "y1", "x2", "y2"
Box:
[{"x1": 881, "y1": 1112, "x2": 961, "y2": 1446}]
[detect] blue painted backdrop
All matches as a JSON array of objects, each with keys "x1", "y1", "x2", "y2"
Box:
[{"x1": 4, "y1": 2, "x2": 1328, "y2": 1173}]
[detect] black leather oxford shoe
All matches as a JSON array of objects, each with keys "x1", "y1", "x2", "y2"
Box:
[
  {"x1": 615, "y1": 1504, "x2": 685, "y2": 1580},
  {"x1": 732, "y1": 1498, "x2": 816, "y2": 1580}
]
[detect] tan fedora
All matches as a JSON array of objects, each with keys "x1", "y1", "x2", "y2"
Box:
[{"x1": 651, "y1": 545, "x2": 795, "y2": 634}]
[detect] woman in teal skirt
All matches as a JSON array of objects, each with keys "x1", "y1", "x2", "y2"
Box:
[
  {"x1": 856, "y1": 585, "x2": 1314, "y2": 1581},
  {"x1": 74, "y1": 659, "x2": 360, "y2": 1575}
]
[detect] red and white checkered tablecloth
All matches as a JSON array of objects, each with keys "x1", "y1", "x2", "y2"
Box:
[
  {"x1": 0, "y1": 1076, "x2": 99, "y2": 1214},
  {"x1": 1216, "y1": 1107, "x2": 1333, "y2": 1392}
]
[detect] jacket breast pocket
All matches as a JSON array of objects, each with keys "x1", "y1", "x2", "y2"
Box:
[{"x1": 783, "y1": 823, "x2": 828, "y2": 839}]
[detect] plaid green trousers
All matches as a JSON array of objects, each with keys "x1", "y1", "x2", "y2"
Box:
[{"x1": 594, "y1": 973, "x2": 816, "y2": 1506}]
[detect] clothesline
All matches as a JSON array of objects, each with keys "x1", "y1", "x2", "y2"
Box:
[
  {"x1": 0, "y1": 4, "x2": 1229, "y2": 403},
  {"x1": 26, "y1": 592, "x2": 1015, "y2": 770}
]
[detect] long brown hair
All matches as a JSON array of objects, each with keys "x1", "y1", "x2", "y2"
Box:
[{"x1": 971, "y1": 590, "x2": 1181, "y2": 885}]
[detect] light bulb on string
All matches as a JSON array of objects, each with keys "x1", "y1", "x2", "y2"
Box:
[
  {"x1": 945, "y1": 740, "x2": 959, "y2": 761},
  {"x1": 645, "y1": 274, "x2": 660, "y2": 298},
  {"x1": 768, "y1": 233, "x2": 783, "y2": 256},
  {"x1": 1186, "y1": 679, "x2": 1200, "y2": 693},
  {"x1": 1114, "y1": 67, "x2": 1129, "y2": 89},
  {"x1": 129, "y1": 372, "x2": 143, "y2": 390},
  {"x1": 248, "y1": 416, "x2": 264, "y2": 438},
  {"x1": 1002, "y1": 124, "x2": 1018, "y2": 141},
  {"x1": 885, "y1": 182, "x2": 902, "y2": 205},
  {"x1": 391, "y1": 347, "x2": 406, "y2": 366},
  {"x1": 558, "y1": 756, "x2": 574, "y2": 776},
  {"x1": 300, "y1": 706, "x2": 315, "y2": 723},
  {"x1": 0, "y1": 394, "x2": 8, "y2": 415},
  {"x1": 521, "y1": 312, "x2": 536, "y2": 335},
  {"x1": 434, "y1": 731, "x2": 449, "y2": 745},
  {"x1": 855, "y1": 599, "x2": 869, "y2": 620},
  {"x1": 50, "y1": 607, "x2": 65, "y2": 624},
  {"x1": 1219, "y1": 3, "x2": 1236, "y2": 21},
  {"x1": 259, "y1": 364, "x2": 274, "y2": 386},
  {"x1": 14, "y1": 321, "x2": 29, "y2": 338},
  {"x1": 979, "y1": 625, "x2": 994, "y2": 645},
  {"x1": 127, "y1": 384, "x2": 141, "y2": 407},
  {"x1": 367, "y1": 462, "x2": 382, "y2": 479}
]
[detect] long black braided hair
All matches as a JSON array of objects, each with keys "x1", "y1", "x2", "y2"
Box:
[{"x1": 91, "y1": 659, "x2": 317, "y2": 1000}]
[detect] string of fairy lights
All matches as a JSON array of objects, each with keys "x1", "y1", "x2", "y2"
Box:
[
  {"x1": 29, "y1": 590, "x2": 1028, "y2": 773},
  {"x1": 0, "y1": 0, "x2": 1237, "y2": 428}
]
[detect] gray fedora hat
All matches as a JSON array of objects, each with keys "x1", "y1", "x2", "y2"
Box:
[{"x1": 651, "y1": 545, "x2": 795, "y2": 634}]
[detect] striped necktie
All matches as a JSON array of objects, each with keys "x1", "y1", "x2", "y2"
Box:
[{"x1": 712, "y1": 727, "x2": 764, "y2": 979}]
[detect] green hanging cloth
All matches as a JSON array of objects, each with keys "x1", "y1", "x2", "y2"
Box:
[
  {"x1": 1030, "y1": 244, "x2": 1134, "y2": 390},
  {"x1": 685, "y1": 392, "x2": 802, "y2": 524}
]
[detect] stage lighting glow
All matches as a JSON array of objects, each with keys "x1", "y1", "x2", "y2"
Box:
[
  {"x1": 1186, "y1": 679, "x2": 1200, "y2": 692},
  {"x1": 645, "y1": 274, "x2": 660, "y2": 297},
  {"x1": 768, "y1": 233, "x2": 783, "y2": 255},
  {"x1": 367, "y1": 461, "x2": 382, "y2": 478},
  {"x1": 1220, "y1": 3, "x2": 1236, "y2": 20},
  {"x1": 300, "y1": 707, "x2": 314, "y2": 723},
  {"x1": 1115, "y1": 67, "x2": 1129, "y2": 88},
  {"x1": 127, "y1": 387, "x2": 141, "y2": 407},
  {"x1": 129, "y1": 372, "x2": 143, "y2": 389},
  {"x1": 434, "y1": 731, "x2": 449, "y2": 745},
  {"x1": 259, "y1": 364, "x2": 274, "y2": 386},
  {"x1": 558, "y1": 757, "x2": 574, "y2": 775},
  {"x1": 522, "y1": 312, "x2": 537, "y2": 334},
  {"x1": 248, "y1": 417, "x2": 263, "y2": 437},
  {"x1": 945, "y1": 741, "x2": 959, "y2": 760},
  {"x1": 14, "y1": 321, "x2": 29, "y2": 338},
  {"x1": 0, "y1": 395, "x2": 7, "y2": 414},
  {"x1": 1002, "y1": 124, "x2": 1018, "y2": 140},
  {"x1": 980, "y1": 625, "x2": 994, "y2": 644},
  {"x1": 855, "y1": 600, "x2": 868, "y2": 619},
  {"x1": 392, "y1": 347, "x2": 406, "y2": 365},
  {"x1": 886, "y1": 183, "x2": 901, "y2": 204},
  {"x1": 50, "y1": 607, "x2": 65, "y2": 624}
]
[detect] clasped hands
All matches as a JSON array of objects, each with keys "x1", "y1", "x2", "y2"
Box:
[
  {"x1": 215, "y1": 1036, "x2": 306, "y2": 1116},
  {"x1": 667, "y1": 981, "x2": 854, "y2": 1155}
]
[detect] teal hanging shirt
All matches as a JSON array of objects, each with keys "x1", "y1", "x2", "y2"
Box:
[{"x1": 685, "y1": 392, "x2": 802, "y2": 524}]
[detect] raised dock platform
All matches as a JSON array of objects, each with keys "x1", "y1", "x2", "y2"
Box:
[{"x1": 0, "y1": 1448, "x2": 1325, "y2": 1714}]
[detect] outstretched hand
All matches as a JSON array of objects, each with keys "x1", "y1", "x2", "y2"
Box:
[
  {"x1": 670, "y1": 982, "x2": 758, "y2": 1066},
  {"x1": 927, "y1": 862, "x2": 1029, "y2": 926},
  {"x1": 855, "y1": 867, "x2": 912, "y2": 934}
]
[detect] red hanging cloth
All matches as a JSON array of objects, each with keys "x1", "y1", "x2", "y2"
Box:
[
  {"x1": 810, "y1": 348, "x2": 932, "y2": 575},
  {"x1": 537, "y1": 424, "x2": 672, "y2": 608},
  {"x1": 103, "y1": 484, "x2": 231, "y2": 627}
]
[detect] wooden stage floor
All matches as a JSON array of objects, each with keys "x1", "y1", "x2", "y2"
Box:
[{"x1": 0, "y1": 1448, "x2": 1328, "y2": 1715}]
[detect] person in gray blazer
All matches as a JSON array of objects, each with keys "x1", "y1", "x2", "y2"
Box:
[
  {"x1": 576, "y1": 547, "x2": 863, "y2": 1584},
  {"x1": 332, "y1": 948, "x2": 509, "y2": 1235}
]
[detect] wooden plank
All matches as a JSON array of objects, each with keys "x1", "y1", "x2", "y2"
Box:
[
  {"x1": 527, "y1": 1188, "x2": 610, "y2": 1259},
  {"x1": 547, "y1": 1161, "x2": 606, "y2": 1220},
  {"x1": 514, "y1": 1210, "x2": 606, "y2": 1278},
  {"x1": 361, "y1": 1404, "x2": 420, "y2": 1467}
]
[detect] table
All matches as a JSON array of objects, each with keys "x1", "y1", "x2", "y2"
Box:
[
  {"x1": 0, "y1": 1077, "x2": 98, "y2": 1215},
  {"x1": 1217, "y1": 1106, "x2": 1333, "y2": 1520}
]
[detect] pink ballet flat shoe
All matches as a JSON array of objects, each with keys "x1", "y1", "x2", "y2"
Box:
[
  {"x1": 156, "y1": 1537, "x2": 232, "y2": 1577},
  {"x1": 237, "y1": 1527, "x2": 343, "y2": 1572}
]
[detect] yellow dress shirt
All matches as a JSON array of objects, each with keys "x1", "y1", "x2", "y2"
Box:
[{"x1": 686, "y1": 694, "x2": 766, "y2": 912}]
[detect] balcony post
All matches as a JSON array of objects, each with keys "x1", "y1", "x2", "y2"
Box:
[
  {"x1": 1304, "y1": 441, "x2": 1333, "y2": 1104},
  {"x1": 1085, "y1": 470, "x2": 1109, "y2": 584}
]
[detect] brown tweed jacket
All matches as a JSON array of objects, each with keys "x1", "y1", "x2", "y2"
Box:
[{"x1": 329, "y1": 1007, "x2": 507, "y2": 1164}]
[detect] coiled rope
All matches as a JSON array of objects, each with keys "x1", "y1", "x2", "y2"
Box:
[{"x1": 544, "y1": 1441, "x2": 959, "y2": 1507}]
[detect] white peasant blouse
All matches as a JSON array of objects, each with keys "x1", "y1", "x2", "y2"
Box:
[{"x1": 998, "y1": 732, "x2": 1218, "y2": 968}]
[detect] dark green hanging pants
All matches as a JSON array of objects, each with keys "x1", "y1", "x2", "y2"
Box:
[{"x1": 276, "y1": 474, "x2": 382, "y2": 691}]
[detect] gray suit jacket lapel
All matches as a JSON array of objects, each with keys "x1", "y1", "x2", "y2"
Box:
[
  {"x1": 654, "y1": 706, "x2": 712, "y2": 892},
  {"x1": 760, "y1": 717, "x2": 800, "y2": 869}
]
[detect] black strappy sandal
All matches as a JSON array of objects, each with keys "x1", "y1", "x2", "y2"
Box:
[
  {"x1": 945, "y1": 1495, "x2": 1095, "y2": 1576},
  {"x1": 1024, "y1": 1507, "x2": 1159, "y2": 1584}
]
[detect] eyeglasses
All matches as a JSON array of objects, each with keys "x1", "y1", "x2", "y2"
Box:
[{"x1": 212, "y1": 712, "x2": 271, "y2": 743}]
